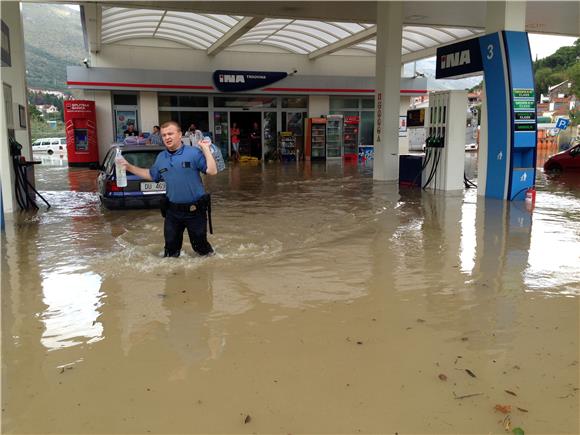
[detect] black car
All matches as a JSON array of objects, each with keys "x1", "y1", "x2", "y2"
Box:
[{"x1": 97, "y1": 144, "x2": 166, "y2": 209}]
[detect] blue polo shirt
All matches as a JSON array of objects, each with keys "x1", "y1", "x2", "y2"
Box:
[{"x1": 149, "y1": 145, "x2": 208, "y2": 204}]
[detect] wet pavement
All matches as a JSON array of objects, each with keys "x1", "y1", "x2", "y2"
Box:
[{"x1": 2, "y1": 152, "x2": 579, "y2": 434}]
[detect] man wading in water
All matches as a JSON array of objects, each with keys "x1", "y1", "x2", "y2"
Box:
[{"x1": 120, "y1": 121, "x2": 218, "y2": 257}]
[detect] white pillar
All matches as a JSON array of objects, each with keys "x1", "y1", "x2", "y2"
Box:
[
  {"x1": 485, "y1": 1, "x2": 526, "y2": 33},
  {"x1": 373, "y1": 1, "x2": 403, "y2": 181},
  {"x1": 478, "y1": 0, "x2": 526, "y2": 195},
  {"x1": 308, "y1": 95, "x2": 329, "y2": 118},
  {"x1": 139, "y1": 91, "x2": 159, "y2": 134},
  {"x1": 1, "y1": 2, "x2": 30, "y2": 215}
]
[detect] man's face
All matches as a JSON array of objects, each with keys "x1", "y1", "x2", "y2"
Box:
[
  {"x1": 127, "y1": 125, "x2": 134, "y2": 131},
  {"x1": 161, "y1": 124, "x2": 182, "y2": 151}
]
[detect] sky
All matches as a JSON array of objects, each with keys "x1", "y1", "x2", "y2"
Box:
[{"x1": 528, "y1": 33, "x2": 578, "y2": 60}]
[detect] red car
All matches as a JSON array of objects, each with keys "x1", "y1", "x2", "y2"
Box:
[{"x1": 543, "y1": 144, "x2": 580, "y2": 173}]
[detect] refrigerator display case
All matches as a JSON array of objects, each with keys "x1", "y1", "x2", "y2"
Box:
[
  {"x1": 326, "y1": 115, "x2": 343, "y2": 159},
  {"x1": 343, "y1": 115, "x2": 359, "y2": 160},
  {"x1": 306, "y1": 117, "x2": 327, "y2": 161}
]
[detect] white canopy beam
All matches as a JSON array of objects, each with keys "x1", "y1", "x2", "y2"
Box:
[
  {"x1": 308, "y1": 26, "x2": 376, "y2": 60},
  {"x1": 207, "y1": 16, "x2": 263, "y2": 56},
  {"x1": 81, "y1": 3, "x2": 103, "y2": 54}
]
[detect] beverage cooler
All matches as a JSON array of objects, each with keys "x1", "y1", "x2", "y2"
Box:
[
  {"x1": 64, "y1": 100, "x2": 99, "y2": 167},
  {"x1": 305, "y1": 117, "x2": 326, "y2": 161},
  {"x1": 343, "y1": 115, "x2": 359, "y2": 160},
  {"x1": 326, "y1": 115, "x2": 343, "y2": 159}
]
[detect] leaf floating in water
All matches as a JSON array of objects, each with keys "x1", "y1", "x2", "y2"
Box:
[
  {"x1": 453, "y1": 392, "x2": 482, "y2": 399},
  {"x1": 505, "y1": 390, "x2": 517, "y2": 396},
  {"x1": 494, "y1": 404, "x2": 512, "y2": 414},
  {"x1": 243, "y1": 414, "x2": 251, "y2": 424},
  {"x1": 438, "y1": 374, "x2": 448, "y2": 381},
  {"x1": 516, "y1": 407, "x2": 528, "y2": 413},
  {"x1": 512, "y1": 427, "x2": 525, "y2": 435},
  {"x1": 465, "y1": 369, "x2": 477, "y2": 378},
  {"x1": 503, "y1": 414, "x2": 511, "y2": 431}
]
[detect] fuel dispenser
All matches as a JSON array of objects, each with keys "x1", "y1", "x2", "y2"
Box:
[
  {"x1": 63, "y1": 100, "x2": 99, "y2": 166},
  {"x1": 421, "y1": 90, "x2": 466, "y2": 191}
]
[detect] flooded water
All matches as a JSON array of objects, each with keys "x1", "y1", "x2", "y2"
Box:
[{"x1": 2, "y1": 153, "x2": 579, "y2": 434}]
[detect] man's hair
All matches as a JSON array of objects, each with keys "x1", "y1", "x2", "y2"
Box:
[
  {"x1": 153, "y1": 125, "x2": 160, "y2": 130},
  {"x1": 160, "y1": 120, "x2": 181, "y2": 131}
]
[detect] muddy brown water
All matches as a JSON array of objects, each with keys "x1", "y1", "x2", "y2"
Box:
[{"x1": 2, "y1": 154, "x2": 579, "y2": 434}]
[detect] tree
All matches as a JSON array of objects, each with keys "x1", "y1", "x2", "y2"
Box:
[
  {"x1": 28, "y1": 103, "x2": 43, "y2": 121},
  {"x1": 567, "y1": 62, "x2": 580, "y2": 98}
]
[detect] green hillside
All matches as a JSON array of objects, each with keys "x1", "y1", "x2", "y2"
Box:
[{"x1": 21, "y1": 3, "x2": 87, "y2": 92}]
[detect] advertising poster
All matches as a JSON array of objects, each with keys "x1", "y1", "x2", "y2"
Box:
[{"x1": 115, "y1": 110, "x2": 137, "y2": 141}]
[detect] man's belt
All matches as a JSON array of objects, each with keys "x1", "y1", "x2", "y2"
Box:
[
  {"x1": 167, "y1": 194, "x2": 213, "y2": 234},
  {"x1": 168, "y1": 202, "x2": 198, "y2": 212}
]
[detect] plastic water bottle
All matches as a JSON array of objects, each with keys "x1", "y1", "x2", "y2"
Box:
[
  {"x1": 115, "y1": 147, "x2": 127, "y2": 187},
  {"x1": 193, "y1": 130, "x2": 204, "y2": 146},
  {"x1": 204, "y1": 136, "x2": 226, "y2": 172}
]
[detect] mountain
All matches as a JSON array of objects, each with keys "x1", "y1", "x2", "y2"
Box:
[{"x1": 21, "y1": 3, "x2": 87, "y2": 92}]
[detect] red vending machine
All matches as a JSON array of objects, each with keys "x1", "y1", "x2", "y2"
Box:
[
  {"x1": 64, "y1": 100, "x2": 99, "y2": 167},
  {"x1": 343, "y1": 115, "x2": 359, "y2": 160}
]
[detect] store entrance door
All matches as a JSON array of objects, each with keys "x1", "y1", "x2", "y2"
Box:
[{"x1": 230, "y1": 112, "x2": 262, "y2": 159}]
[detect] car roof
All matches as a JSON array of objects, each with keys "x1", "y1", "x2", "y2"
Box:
[{"x1": 113, "y1": 144, "x2": 166, "y2": 152}]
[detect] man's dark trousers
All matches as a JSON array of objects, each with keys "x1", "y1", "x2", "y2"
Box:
[{"x1": 163, "y1": 208, "x2": 213, "y2": 257}]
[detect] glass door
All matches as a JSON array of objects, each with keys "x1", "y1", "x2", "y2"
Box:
[
  {"x1": 263, "y1": 112, "x2": 277, "y2": 160},
  {"x1": 213, "y1": 111, "x2": 229, "y2": 159}
]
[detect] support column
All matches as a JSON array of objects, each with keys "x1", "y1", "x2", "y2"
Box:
[
  {"x1": 373, "y1": 1, "x2": 403, "y2": 181},
  {"x1": 139, "y1": 91, "x2": 159, "y2": 135},
  {"x1": 478, "y1": 0, "x2": 526, "y2": 195}
]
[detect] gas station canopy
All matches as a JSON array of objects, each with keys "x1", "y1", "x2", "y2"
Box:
[
  {"x1": 100, "y1": 6, "x2": 483, "y2": 59},
  {"x1": 83, "y1": 1, "x2": 578, "y2": 62}
]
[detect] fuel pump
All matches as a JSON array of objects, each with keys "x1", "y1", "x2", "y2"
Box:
[
  {"x1": 9, "y1": 136, "x2": 50, "y2": 210},
  {"x1": 421, "y1": 90, "x2": 467, "y2": 192}
]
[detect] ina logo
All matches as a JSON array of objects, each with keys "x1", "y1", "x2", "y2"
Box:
[
  {"x1": 219, "y1": 74, "x2": 245, "y2": 83},
  {"x1": 441, "y1": 50, "x2": 471, "y2": 69}
]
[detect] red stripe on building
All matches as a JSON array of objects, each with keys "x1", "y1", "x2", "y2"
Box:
[
  {"x1": 263, "y1": 87, "x2": 427, "y2": 94},
  {"x1": 67, "y1": 81, "x2": 427, "y2": 94},
  {"x1": 67, "y1": 81, "x2": 215, "y2": 90}
]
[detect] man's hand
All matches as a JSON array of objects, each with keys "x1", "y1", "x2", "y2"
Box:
[
  {"x1": 116, "y1": 156, "x2": 129, "y2": 170},
  {"x1": 198, "y1": 137, "x2": 212, "y2": 152}
]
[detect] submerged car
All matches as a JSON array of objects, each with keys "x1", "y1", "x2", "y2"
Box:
[
  {"x1": 97, "y1": 144, "x2": 166, "y2": 209},
  {"x1": 543, "y1": 144, "x2": 580, "y2": 173}
]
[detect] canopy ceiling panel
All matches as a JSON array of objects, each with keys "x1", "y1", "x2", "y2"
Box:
[{"x1": 99, "y1": 6, "x2": 486, "y2": 60}]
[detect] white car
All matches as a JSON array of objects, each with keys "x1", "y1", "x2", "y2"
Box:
[{"x1": 32, "y1": 137, "x2": 67, "y2": 155}]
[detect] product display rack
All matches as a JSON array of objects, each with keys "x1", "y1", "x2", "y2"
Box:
[{"x1": 279, "y1": 131, "x2": 297, "y2": 161}]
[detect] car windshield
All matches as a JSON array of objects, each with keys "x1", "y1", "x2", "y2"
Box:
[{"x1": 124, "y1": 151, "x2": 160, "y2": 168}]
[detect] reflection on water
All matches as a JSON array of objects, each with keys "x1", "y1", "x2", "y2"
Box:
[
  {"x1": 1, "y1": 156, "x2": 578, "y2": 434},
  {"x1": 40, "y1": 270, "x2": 104, "y2": 350}
]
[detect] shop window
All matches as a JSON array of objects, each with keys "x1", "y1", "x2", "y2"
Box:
[
  {"x1": 360, "y1": 111, "x2": 374, "y2": 146},
  {"x1": 361, "y1": 98, "x2": 375, "y2": 109},
  {"x1": 113, "y1": 94, "x2": 138, "y2": 105},
  {"x1": 214, "y1": 96, "x2": 277, "y2": 109},
  {"x1": 330, "y1": 97, "x2": 359, "y2": 110},
  {"x1": 282, "y1": 96, "x2": 308, "y2": 108},
  {"x1": 158, "y1": 94, "x2": 209, "y2": 107},
  {"x1": 179, "y1": 95, "x2": 208, "y2": 107}
]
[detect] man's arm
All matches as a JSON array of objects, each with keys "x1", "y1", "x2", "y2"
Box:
[
  {"x1": 120, "y1": 159, "x2": 153, "y2": 181},
  {"x1": 198, "y1": 139, "x2": 218, "y2": 175}
]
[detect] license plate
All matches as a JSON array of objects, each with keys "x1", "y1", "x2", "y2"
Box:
[{"x1": 140, "y1": 182, "x2": 166, "y2": 193}]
